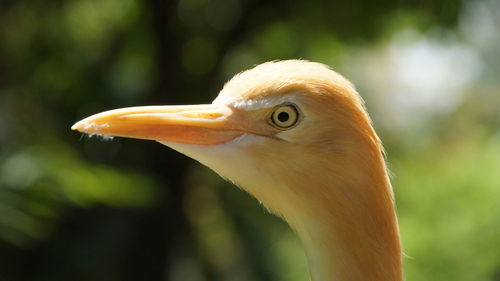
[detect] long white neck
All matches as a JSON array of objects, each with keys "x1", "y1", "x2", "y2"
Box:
[
  {"x1": 162, "y1": 137, "x2": 403, "y2": 281},
  {"x1": 283, "y1": 153, "x2": 402, "y2": 281},
  {"x1": 294, "y1": 184, "x2": 402, "y2": 281}
]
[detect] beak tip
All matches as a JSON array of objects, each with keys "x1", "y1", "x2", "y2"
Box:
[
  {"x1": 71, "y1": 120, "x2": 92, "y2": 132},
  {"x1": 71, "y1": 121, "x2": 83, "y2": 131},
  {"x1": 71, "y1": 118, "x2": 110, "y2": 136}
]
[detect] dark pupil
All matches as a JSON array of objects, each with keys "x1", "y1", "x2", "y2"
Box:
[{"x1": 277, "y1": 111, "x2": 290, "y2": 123}]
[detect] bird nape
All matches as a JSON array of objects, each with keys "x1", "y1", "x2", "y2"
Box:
[{"x1": 72, "y1": 60, "x2": 402, "y2": 281}]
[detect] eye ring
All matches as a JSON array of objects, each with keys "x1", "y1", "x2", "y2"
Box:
[{"x1": 269, "y1": 103, "x2": 301, "y2": 129}]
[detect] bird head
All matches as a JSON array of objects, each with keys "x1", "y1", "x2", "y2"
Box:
[{"x1": 72, "y1": 60, "x2": 401, "y2": 281}]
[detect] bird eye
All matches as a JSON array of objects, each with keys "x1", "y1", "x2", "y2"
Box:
[{"x1": 269, "y1": 103, "x2": 300, "y2": 129}]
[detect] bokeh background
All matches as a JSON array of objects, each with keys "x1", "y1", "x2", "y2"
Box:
[{"x1": 0, "y1": 0, "x2": 499, "y2": 280}]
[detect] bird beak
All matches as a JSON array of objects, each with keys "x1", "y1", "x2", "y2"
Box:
[{"x1": 71, "y1": 104, "x2": 247, "y2": 145}]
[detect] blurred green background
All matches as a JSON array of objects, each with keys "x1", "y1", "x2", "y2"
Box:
[{"x1": 0, "y1": 0, "x2": 499, "y2": 280}]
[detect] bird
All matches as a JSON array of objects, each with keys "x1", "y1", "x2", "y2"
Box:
[{"x1": 72, "y1": 60, "x2": 402, "y2": 281}]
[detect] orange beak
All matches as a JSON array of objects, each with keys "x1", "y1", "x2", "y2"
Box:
[{"x1": 71, "y1": 104, "x2": 248, "y2": 145}]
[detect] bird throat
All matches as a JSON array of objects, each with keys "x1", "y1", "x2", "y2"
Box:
[{"x1": 161, "y1": 138, "x2": 402, "y2": 281}]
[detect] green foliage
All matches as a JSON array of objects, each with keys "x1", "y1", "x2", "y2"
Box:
[
  {"x1": 0, "y1": 137, "x2": 158, "y2": 247},
  {"x1": 396, "y1": 136, "x2": 500, "y2": 281}
]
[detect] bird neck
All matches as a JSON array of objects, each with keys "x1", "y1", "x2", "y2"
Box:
[{"x1": 283, "y1": 150, "x2": 402, "y2": 281}]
